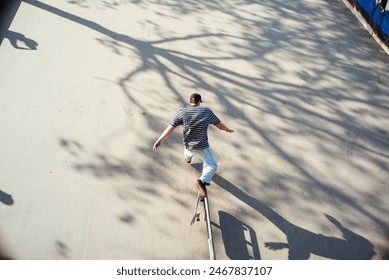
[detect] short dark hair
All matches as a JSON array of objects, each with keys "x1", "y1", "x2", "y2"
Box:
[{"x1": 190, "y1": 93, "x2": 203, "y2": 103}]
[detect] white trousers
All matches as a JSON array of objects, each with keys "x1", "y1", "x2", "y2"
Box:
[{"x1": 184, "y1": 147, "x2": 218, "y2": 184}]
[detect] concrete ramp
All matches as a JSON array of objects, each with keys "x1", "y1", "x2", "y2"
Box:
[{"x1": 0, "y1": 0, "x2": 388, "y2": 259}]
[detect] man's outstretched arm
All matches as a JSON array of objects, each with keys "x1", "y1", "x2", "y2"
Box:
[
  {"x1": 153, "y1": 125, "x2": 175, "y2": 151},
  {"x1": 215, "y1": 122, "x2": 234, "y2": 133}
]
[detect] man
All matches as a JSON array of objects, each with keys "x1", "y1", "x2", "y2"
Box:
[{"x1": 153, "y1": 93, "x2": 234, "y2": 197}]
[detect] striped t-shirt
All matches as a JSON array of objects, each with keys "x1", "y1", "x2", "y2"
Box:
[{"x1": 169, "y1": 105, "x2": 221, "y2": 150}]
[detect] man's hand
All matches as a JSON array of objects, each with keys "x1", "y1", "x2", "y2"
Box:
[
  {"x1": 152, "y1": 125, "x2": 175, "y2": 151},
  {"x1": 153, "y1": 140, "x2": 161, "y2": 151}
]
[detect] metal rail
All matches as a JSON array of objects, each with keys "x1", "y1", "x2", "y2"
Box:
[
  {"x1": 203, "y1": 196, "x2": 216, "y2": 260},
  {"x1": 190, "y1": 193, "x2": 216, "y2": 260}
]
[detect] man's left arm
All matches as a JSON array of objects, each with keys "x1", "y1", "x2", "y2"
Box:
[{"x1": 215, "y1": 122, "x2": 234, "y2": 133}]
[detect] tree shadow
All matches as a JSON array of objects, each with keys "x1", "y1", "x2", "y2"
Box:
[
  {"x1": 0, "y1": 190, "x2": 14, "y2": 206},
  {"x1": 0, "y1": 250, "x2": 12, "y2": 260},
  {"x1": 192, "y1": 163, "x2": 375, "y2": 260},
  {"x1": 0, "y1": 234, "x2": 12, "y2": 259},
  {"x1": 55, "y1": 240, "x2": 70, "y2": 259},
  {"x1": 25, "y1": 0, "x2": 389, "y2": 163},
  {"x1": 5, "y1": 30, "x2": 38, "y2": 50},
  {"x1": 0, "y1": 0, "x2": 22, "y2": 46},
  {"x1": 29, "y1": 0, "x2": 389, "y2": 177},
  {"x1": 22, "y1": 0, "x2": 388, "y2": 259}
]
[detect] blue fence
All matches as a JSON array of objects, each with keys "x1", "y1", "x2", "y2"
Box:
[{"x1": 353, "y1": 0, "x2": 389, "y2": 46}]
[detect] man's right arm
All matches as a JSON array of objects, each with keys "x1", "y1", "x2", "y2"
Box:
[{"x1": 153, "y1": 125, "x2": 176, "y2": 151}]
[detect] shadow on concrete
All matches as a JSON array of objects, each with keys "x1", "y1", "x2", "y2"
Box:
[
  {"x1": 0, "y1": 238, "x2": 12, "y2": 259},
  {"x1": 192, "y1": 163, "x2": 375, "y2": 260},
  {"x1": 0, "y1": 0, "x2": 22, "y2": 46},
  {"x1": 0, "y1": 190, "x2": 14, "y2": 206},
  {"x1": 218, "y1": 211, "x2": 261, "y2": 260},
  {"x1": 219, "y1": 174, "x2": 375, "y2": 260},
  {"x1": 1, "y1": 189, "x2": 14, "y2": 259},
  {"x1": 5, "y1": 30, "x2": 38, "y2": 50},
  {"x1": 27, "y1": 0, "x2": 389, "y2": 188},
  {"x1": 24, "y1": 0, "x2": 387, "y2": 259},
  {"x1": 55, "y1": 240, "x2": 70, "y2": 259},
  {"x1": 0, "y1": 251, "x2": 12, "y2": 260}
]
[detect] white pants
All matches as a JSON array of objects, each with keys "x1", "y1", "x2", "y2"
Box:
[{"x1": 184, "y1": 147, "x2": 217, "y2": 184}]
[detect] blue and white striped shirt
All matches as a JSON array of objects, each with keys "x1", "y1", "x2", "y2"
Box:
[{"x1": 169, "y1": 106, "x2": 221, "y2": 150}]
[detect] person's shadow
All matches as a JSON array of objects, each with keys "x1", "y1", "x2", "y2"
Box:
[{"x1": 191, "y1": 164, "x2": 375, "y2": 259}]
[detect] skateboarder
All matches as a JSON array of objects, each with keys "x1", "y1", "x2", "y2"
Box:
[{"x1": 153, "y1": 93, "x2": 234, "y2": 197}]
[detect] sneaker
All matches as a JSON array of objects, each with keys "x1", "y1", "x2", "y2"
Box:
[{"x1": 195, "y1": 179, "x2": 207, "y2": 198}]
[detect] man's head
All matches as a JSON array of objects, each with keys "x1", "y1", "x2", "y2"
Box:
[{"x1": 189, "y1": 93, "x2": 203, "y2": 105}]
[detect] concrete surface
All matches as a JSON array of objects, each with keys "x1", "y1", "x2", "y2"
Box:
[{"x1": 0, "y1": 0, "x2": 388, "y2": 260}]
